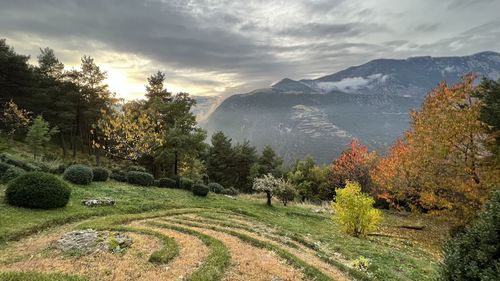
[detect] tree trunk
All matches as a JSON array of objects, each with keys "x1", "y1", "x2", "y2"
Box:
[
  {"x1": 266, "y1": 192, "x2": 272, "y2": 206},
  {"x1": 71, "y1": 131, "x2": 77, "y2": 158},
  {"x1": 174, "y1": 151, "x2": 178, "y2": 175},
  {"x1": 61, "y1": 133, "x2": 67, "y2": 157},
  {"x1": 95, "y1": 149, "x2": 101, "y2": 166}
]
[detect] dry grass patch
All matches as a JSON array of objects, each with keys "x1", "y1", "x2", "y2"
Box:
[
  {"x1": 0, "y1": 232, "x2": 183, "y2": 281},
  {"x1": 162, "y1": 216, "x2": 351, "y2": 281},
  {"x1": 152, "y1": 219, "x2": 303, "y2": 281},
  {"x1": 129, "y1": 220, "x2": 210, "y2": 280}
]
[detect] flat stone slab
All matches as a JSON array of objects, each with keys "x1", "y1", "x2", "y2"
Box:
[
  {"x1": 82, "y1": 197, "x2": 116, "y2": 207},
  {"x1": 55, "y1": 229, "x2": 132, "y2": 255}
]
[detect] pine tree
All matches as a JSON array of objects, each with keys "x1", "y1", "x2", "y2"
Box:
[
  {"x1": 25, "y1": 115, "x2": 59, "y2": 159},
  {"x1": 476, "y1": 78, "x2": 500, "y2": 165},
  {"x1": 251, "y1": 145, "x2": 283, "y2": 178},
  {"x1": 440, "y1": 190, "x2": 500, "y2": 280},
  {"x1": 206, "y1": 131, "x2": 234, "y2": 187},
  {"x1": 232, "y1": 141, "x2": 258, "y2": 192}
]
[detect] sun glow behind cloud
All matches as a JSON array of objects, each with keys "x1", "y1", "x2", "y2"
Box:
[{"x1": 1, "y1": 0, "x2": 499, "y2": 100}]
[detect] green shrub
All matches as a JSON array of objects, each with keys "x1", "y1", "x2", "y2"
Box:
[
  {"x1": 202, "y1": 174, "x2": 209, "y2": 184},
  {"x1": 180, "y1": 178, "x2": 194, "y2": 190},
  {"x1": 5, "y1": 172, "x2": 71, "y2": 209},
  {"x1": 0, "y1": 152, "x2": 40, "y2": 171},
  {"x1": 208, "y1": 182, "x2": 224, "y2": 194},
  {"x1": 63, "y1": 164, "x2": 93, "y2": 185},
  {"x1": 222, "y1": 187, "x2": 238, "y2": 196},
  {"x1": 158, "y1": 177, "x2": 177, "y2": 188},
  {"x1": 193, "y1": 183, "x2": 209, "y2": 197},
  {"x1": 1, "y1": 166, "x2": 25, "y2": 183},
  {"x1": 52, "y1": 164, "x2": 66, "y2": 174},
  {"x1": 440, "y1": 190, "x2": 500, "y2": 281},
  {"x1": 127, "y1": 171, "x2": 154, "y2": 186},
  {"x1": 127, "y1": 165, "x2": 148, "y2": 173},
  {"x1": 30, "y1": 159, "x2": 64, "y2": 174},
  {"x1": 92, "y1": 167, "x2": 110, "y2": 181},
  {"x1": 110, "y1": 169, "x2": 127, "y2": 182},
  {"x1": 171, "y1": 175, "x2": 181, "y2": 188},
  {"x1": 0, "y1": 162, "x2": 13, "y2": 176},
  {"x1": 28, "y1": 160, "x2": 50, "y2": 172},
  {"x1": 276, "y1": 180, "x2": 297, "y2": 206},
  {"x1": 0, "y1": 153, "x2": 27, "y2": 169}
]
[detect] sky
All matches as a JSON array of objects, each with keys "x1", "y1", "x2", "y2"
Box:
[{"x1": 1, "y1": 0, "x2": 500, "y2": 100}]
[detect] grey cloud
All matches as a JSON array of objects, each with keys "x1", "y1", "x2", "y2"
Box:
[
  {"x1": 414, "y1": 23, "x2": 440, "y2": 33},
  {"x1": 446, "y1": 0, "x2": 495, "y2": 10},
  {"x1": 1, "y1": 0, "x2": 499, "y2": 98},
  {"x1": 277, "y1": 22, "x2": 364, "y2": 38}
]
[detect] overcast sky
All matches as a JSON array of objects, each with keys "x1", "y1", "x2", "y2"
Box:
[{"x1": 1, "y1": 0, "x2": 499, "y2": 99}]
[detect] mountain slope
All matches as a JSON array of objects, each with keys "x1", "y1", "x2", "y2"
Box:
[{"x1": 203, "y1": 52, "x2": 500, "y2": 163}]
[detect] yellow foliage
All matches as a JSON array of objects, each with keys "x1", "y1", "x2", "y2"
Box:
[
  {"x1": 331, "y1": 181, "x2": 382, "y2": 237},
  {"x1": 95, "y1": 104, "x2": 163, "y2": 161}
]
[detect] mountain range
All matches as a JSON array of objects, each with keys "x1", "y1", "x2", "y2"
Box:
[{"x1": 200, "y1": 51, "x2": 500, "y2": 164}]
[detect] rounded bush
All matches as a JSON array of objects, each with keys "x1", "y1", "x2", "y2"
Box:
[
  {"x1": 181, "y1": 178, "x2": 194, "y2": 190},
  {"x1": 0, "y1": 162, "x2": 13, "y2": 176},
  {"x1": 193, "y1": 183, "x2": 209, "y2": 197},
  {"x1": 127, "y1": 165, "x2": 148, "y2": 173},
  {"x1": 127, "y1": 171, "x2": 154, "y2": 186},
  {"x1": 5, "y1": 172, "x2": 71, "y2": 209},
  {"x1": 171, "y1": 175, "x2": 181, "y2": 188},
  {"x1": 222, "y1": 187, "x2": 238, "y2": 196},
  {"x1": 110, "y1": 169, "x2": 127, "y2": 182},
  {"x1": 158, "y1": 177, "x2": 177, "y2": 188},
  {"x1": 201, "y1": 174, "x2": 209, "y2": 185},
  {"x1": 1, "y1": 166, "x2": 25, "y2": 183},
  {"x1": 51, "y1": 164, "x2": 66, "y2": 175},
  {"x1": 92, "y1": 167, "x2": 110, "y2": 182},
  {"x1": 63, "y1": 164, "x2": 93, "y2": 185},
  {"x1": 208, "y1": 182, "x2": 224, "y2": 194}
]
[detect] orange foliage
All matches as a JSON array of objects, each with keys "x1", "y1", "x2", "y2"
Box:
[
  {"x1": 372, "y1": 74, "x2": 497, "y2": 219},
  {"x1": 330, "y1": 139, "x2": 377, "y2": 194}
]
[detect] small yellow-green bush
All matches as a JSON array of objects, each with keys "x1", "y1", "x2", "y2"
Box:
[{"x1": 331, "y1": 181, "x2": 382, "y2": 237}]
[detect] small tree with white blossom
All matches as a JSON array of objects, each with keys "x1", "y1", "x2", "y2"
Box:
[{"x1": 252, "y1": 173, "x2": 280, "y2": 206}]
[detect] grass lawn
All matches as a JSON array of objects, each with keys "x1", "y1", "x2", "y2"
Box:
[{"x1": 0, "y1": 178, "x2": 449, "y2": 281}]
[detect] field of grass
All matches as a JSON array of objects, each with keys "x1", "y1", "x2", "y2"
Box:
[{"x1": 0, "y1": 175, "x2": 451, "y2": 281}]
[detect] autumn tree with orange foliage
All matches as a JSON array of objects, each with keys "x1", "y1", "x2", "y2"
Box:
[
  {"x1": 372, "y1": 74, "x2": 498, "y2": 219},
  {"x1": 328, "y1": 139, "x2": 377, "y2": 199}
]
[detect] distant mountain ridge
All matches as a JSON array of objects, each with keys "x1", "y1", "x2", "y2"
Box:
[{"x1": 202, "y1": 51, "x2": 500, "y2": 164}]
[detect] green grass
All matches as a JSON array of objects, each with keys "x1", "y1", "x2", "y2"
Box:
[{"x1": 0, "y1": 175, "x2": 447, "y2": 281}]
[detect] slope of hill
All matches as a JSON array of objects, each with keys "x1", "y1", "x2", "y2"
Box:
[
  {"x1": 203, "y1": 52, "x2": 500, "y2": 163},
  {"x1": 0, "y1": 142, "x2": 449, "y2": 281}
]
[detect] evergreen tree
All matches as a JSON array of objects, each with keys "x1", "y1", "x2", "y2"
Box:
[
  {"x1": 440, "y1": 190, "x2": 500, "y2": 280},
  {"x1": 145, "y1": 71, "x2": 171, "y2": 102},
  {"x1": 141, "y1": 71, "x2": 204, "y2": 177},
  {"x1": 232, "y1": 141, "x2": 258, "y2": 192},
  {"x1": 37, "y1": 47, "x2": 64, "y2": 79},
  {"x1": 477, "y1": 78, "x2": 500, "y2": 165},
  {"x1": 25, "y1": 115, "x2": 59, "y2": 159},
  {"x1": 251, "y1": 145, "x2": 283, "y2": 179},
  {"x1": 206, "y1": 131, "x2": 234, "y2": 187}
]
